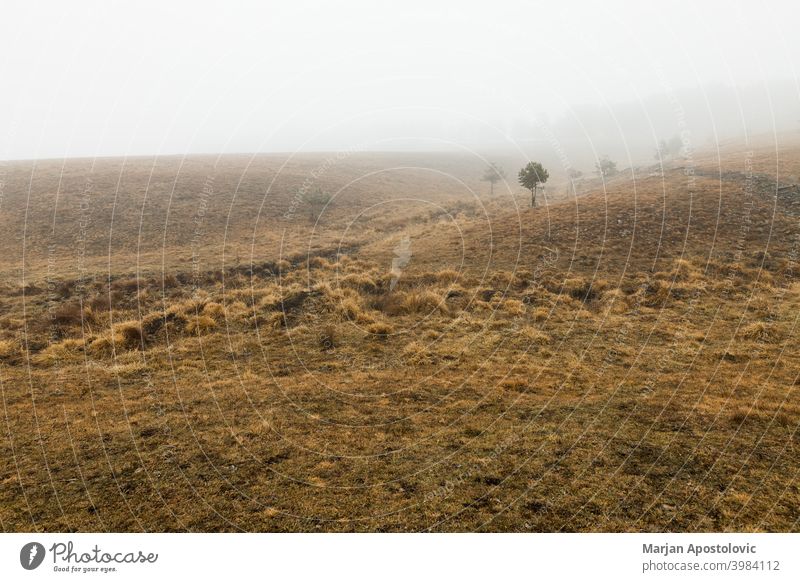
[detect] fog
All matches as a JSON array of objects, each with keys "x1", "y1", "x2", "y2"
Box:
[{"x1": 1, "y1": 0, "x2": 797, "y2": 162}]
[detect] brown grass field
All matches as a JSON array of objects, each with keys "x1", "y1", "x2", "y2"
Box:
[{"x1": 1, "y1": 136, "x2": 799, "y2": 532}]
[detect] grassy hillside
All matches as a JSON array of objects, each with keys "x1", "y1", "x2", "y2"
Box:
[{"x1": 1, "y1": 141, "x2": 799, "y2": 531}]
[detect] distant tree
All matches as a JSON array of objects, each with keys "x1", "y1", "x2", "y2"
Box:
[
  {"x1": 566, "y1": 168, "x2": 583, "y2": 195},
  {"x1": 668, "y1": 135, "x2": 683, "y2": 157},
  {"x1": 654, "y1": 135, "x2": 684, "y2": 160},
  {"x1": 482, "y1": 162, "x2": 505, "y2": 196},
  {"x1": 654, "y1": 139, "x2": 670, "y2": 160},
  {"x1": 595, "y1": 156, "x2": 618, "y2": 178},
  {"x1": 518, "y1": 161, "x2": 549, "y2": 208},
  {"x1": 305, "y1": 187, "x2": 332, "y2": 222}
]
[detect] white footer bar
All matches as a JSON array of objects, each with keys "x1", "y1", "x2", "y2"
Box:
[{"x1": 1, "y1": 533, "x2": 797, "y2": 581}]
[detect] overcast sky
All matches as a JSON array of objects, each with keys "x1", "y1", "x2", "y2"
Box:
[{"x1": 0, "y1": 0, "x2": 797, "y2": 160}]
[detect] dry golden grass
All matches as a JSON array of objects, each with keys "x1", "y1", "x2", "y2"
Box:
[
  {"x1": 401, "y1": 289, "x2": 449, "y2": 315},
  {"x1": 185, "y1": 315, "x2": 217, "y2": 335},
  {"x1": 1, "y1": 143, "x2": 800, "y2": 533},
  {"x1": 366, "y1": 321, "x2": 394, "y2": 337},
  {"x1": 0, "y1": 338, "x2": 21, "y2": 361}
]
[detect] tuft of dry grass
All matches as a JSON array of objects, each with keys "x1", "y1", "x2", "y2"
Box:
[
  {"x1": 52, "y1": 301, "x2": 88, "y2": 327},
  {"x1": 0, "y1": 339, "x2": 20, "y2": 361},
  {"x1": 561, "y1": 277, "x2": 605, "y2": 303},
  {"x1": 531, "y1": 306, "x2": 550, "y2": 322},
  {"x1": 87, "y1": 334, "x2": 119, "y2": 358},
  {"x1": 402, "y1": 290, "x2": 449, "y2": 315},
  {"x1": 366, "y1": 321, "x2": 394, "y2": 338},
  {"x1": 185, "y1": 315, "x2": 217, "y2": 335},
  {"x1": 739, "y1": 321, "x2": 781, "y2": 342},
  {"x1": 341, "y1": 272, "x2": 378, "y2": 292},
  {"x1": 401, "y1": 340, "x2": 434, "y2": 365},
  {"x1": 435, "y1": 268, "x2": 461, "y2": 284},
  {"x1": 501, "y1": 298, "x2": 526, "y2": 316},
  {"x1": 500, "y1": 377, "x2": 529, "y2": 392},
  {"x1": 670, "y1": 258, "x2": 701, "y2": 282},
  {"x1": 308, "y1": 256, "x2": 335, "y2": 270},
  {"x1": 318, "y1": 325, "x2": 337, "y2": 351},
  {"x1": 600, "y1": 288, "x2": 629, "y2": 314},
  {"x1": 520, "y1": 326, "x2": 550, "y2": 345},
  {"x1": 336, "y1": 297, "x2": 375, "y2": 324},
  {"x1": 639, "y1": 279, "x2": 671, "y2": 307},
  {"x1": 115, "y1": 321, "x2": 144, "y2": 349},
  {"x1": 203, "y1": 301, "x2": 225, "y2": 319}
]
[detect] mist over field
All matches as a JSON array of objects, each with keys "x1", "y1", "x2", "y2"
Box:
[{"x1": 0, "y1": 0, "x2": 797, "y2": 163}]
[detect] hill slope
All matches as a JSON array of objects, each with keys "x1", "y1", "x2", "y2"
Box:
[{"x1": 1, "y1": 142, "x2": 799, "y2": 532}]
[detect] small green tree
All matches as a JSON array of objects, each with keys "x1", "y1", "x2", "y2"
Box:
[
  {"x1": 306, "y1": 187, "x2": 332, "y2": 222},
  {"x1": 518, "y1": 161, "x2": 549, "y2": 208},
  {"x1": 594, "y1": 156, "x2": 617, "y2": 178},
  {"x1": 482, "y1": 162, "x2": 505, "y2": 196}
]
